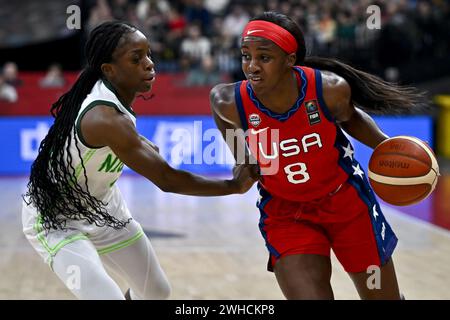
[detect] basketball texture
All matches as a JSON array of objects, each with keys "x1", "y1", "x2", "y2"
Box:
[{"x1": 368, "y1": 136, "x2": 440, "y2": 206}]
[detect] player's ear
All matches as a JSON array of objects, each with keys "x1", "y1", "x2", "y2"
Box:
[
  {"x1": 101, "y1": 63, "x2": 114, "y2": 78},
  {"x1": 286, "y1": 53, "x2": 296, "y2": 68}
]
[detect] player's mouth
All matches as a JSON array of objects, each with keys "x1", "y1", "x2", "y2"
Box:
[
  {"x1": 143, "y1": 73, "x2": 156, "y2": 84},
  {"x1": 248, "y1": 75, "x2": 262, "y2": 85}
]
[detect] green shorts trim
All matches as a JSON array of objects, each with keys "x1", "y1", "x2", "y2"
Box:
[
  {"x1": 97, "y1": 229, "x2": 145, "y2": 255},
  {"x1": 34, "y1": 215, "x2": 144, "y2": 269},
  {"x1": 34, "y1": 215, "x2": 89, "y2": 269}
]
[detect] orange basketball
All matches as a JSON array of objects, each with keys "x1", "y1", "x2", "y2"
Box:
[{"x1": 368, "y1": 136, "x2": 440, "y2": 206}]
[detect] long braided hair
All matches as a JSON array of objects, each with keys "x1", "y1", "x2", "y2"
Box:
[
  {"x1": 250, "y1": 12, "x2": 425, "y2": 114},
  {"x1": 23, "y1": 21, "x2": 137, "y2": 232}
]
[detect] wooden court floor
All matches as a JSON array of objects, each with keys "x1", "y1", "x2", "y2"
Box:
[{"x1": 1, "y1": 175, "x2": 449, "y2": 300}]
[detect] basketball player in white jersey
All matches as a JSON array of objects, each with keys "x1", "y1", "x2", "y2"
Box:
[{"x1": 22, "y1": 21, "x2": 259, "y2": 300}]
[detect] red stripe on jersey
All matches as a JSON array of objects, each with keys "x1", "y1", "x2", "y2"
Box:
[{"x1": 238, "y1": 66, "x2": 349, "y2": 202}]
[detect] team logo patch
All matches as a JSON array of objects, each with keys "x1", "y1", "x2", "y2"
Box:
[
  {"x1": 305, "y1": 100, "x2": 321, "y2": 125},
  {"x1": 305, "y1": 100, "x2": 319, "y2": 113},
  {"x1": 249, "y1": 113, "x2": 261, "y2": 127}
]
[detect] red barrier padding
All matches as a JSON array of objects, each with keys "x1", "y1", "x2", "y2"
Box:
[{"x1": 0, "y1": 72, "x2": 213, "y2": 116}]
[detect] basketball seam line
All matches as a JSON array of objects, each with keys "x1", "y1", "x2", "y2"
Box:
[{"x1": 368, "y1": 170, "x2": 436, "y2": 185}]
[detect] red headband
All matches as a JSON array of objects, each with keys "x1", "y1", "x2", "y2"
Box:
[{"x1": 242, "y1": 20, "x2": 298, "y2": 54}]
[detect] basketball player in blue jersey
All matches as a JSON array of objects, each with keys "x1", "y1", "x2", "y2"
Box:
[
  {"x1": 211, "y1": 12, "x2": 424, "y2": 299},
  {"x1": 21, "y1": 21, "x2": 259, "y2": 300}
]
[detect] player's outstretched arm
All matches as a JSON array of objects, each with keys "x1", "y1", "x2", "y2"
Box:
[
  {"x1": 321, "y1": 71, "x2": 389, "y2": 149},
  {"x1": 81, "y1": 105, "x2": 259, "y2": 196}
]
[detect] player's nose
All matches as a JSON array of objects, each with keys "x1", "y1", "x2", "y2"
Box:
[
  {"x1": 143, "y1": 56, "x2": 154, "y2": 71},
  {"x1": 248, "y1": 58, "x2": 261, "y2": 73}
]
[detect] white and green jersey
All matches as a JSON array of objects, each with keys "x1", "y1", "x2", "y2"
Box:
[
  {"x1": 67, "y1": 78, "x2": 137, "y2": 202},
  {"x1": 21, "y1": 79, "x2": 148, "y2": 271}
]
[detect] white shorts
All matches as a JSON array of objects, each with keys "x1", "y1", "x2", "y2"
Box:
[{"x1": 22, "y1": 186, "x2": 145, "y2": 270}]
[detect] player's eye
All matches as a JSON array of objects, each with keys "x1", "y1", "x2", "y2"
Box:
[{"x1": 241, "y1": 53, "x2": 250, "y2": 61}]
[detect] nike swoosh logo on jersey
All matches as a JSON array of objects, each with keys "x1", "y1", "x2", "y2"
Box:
[
  {"x1": 251, "y1": 127, "x2": 269, "y2": 134},
  {"x1": 247, "y1": 30, "x2": 264, "y2": 35}
]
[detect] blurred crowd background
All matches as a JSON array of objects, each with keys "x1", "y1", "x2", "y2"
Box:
[{"x1": 0, "y1": 0, "x2": 449, "y2": 89}]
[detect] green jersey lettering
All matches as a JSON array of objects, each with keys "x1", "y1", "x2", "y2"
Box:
[
  {"x1": 98, "y1": 154, "x2": 122, "y2": 172},
  {"x1": 116, "y1": 162, "x2": 125, "y2": 173}
]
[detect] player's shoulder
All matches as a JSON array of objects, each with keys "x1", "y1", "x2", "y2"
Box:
[
  {"x1": 80, "y1": 104, "x2": 137, "y2": 148},
  {"x1": 319, "y1": 70, "x2": 350, "y2": 93},
  {"x1": 82, "y1": 104, "x2": 129, "y2": 132},
  {"x1": 210, "y1": 82, "x2": 244, "y2": 126},
  {"x1": 210, "y1": 82, "x2": 239, "y2": 119},
  {"x1": 210, "y1": 82, "x2": 237, "y2": 107},
  {"x1": 317, "y1": 70, "x2": 351, "y2": 112}
]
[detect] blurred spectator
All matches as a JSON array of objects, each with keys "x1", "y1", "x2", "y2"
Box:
[
  {"x1": 137, "y1": 0, "x2": 166, "y2": 60},
  {"x1": 316, "y1": 11, "x2": 336, "y2": 52},
  {"x1": 163, "y1": 6, "x2": 187, "y2": 65},
  {"x1": 414, "y1": 0, "x2": 439, "y2": 58},
  {"x1": 180, "y1": 24, "x2": 217, "y2": 86},
  {"x1": 209, "y1": 16, "x2": 240, "y2": 81},
  {"x1": 335, "y1": 10, "x2": 356, "y2": 55},
  {"x1": 222, "y1": 5, "x2": 250, "y2": 38},
  {"x1": 377, "y1": 3, "x2": 414, "y2": 70},
  {"x1": 185, "y1": 0, "x2": 212, "y2": 35},
  {"x1": 110, "y1": 0, "x2": 131, "y2": 20},
  {"x1": 267, "y1": 0, "x2": 279, "y2": 12},
  {"x1": 180, "y1": 24, "x2": 211, "y2": 66},
  {"x1": 204, "y1": 0, "x2": 229, "y2": 15},
  {"x1": 2, "y1": 62, "x2": 22, "y2": 87},
  {"x1": 86, "y1": 0, "x2": 113, "y2": 33},
  {"x1": 279, "y1": 1, "x2": 291, "y2": 16},
  {"x1": 167, "y1": 6, "x2": 187, "y2": 33},
  {"x1": 0, "y1": 74, "x2": 18, "y2": 103},
  {"x1": 39, "y1": 64, "x2": 66, "y2": 88}
]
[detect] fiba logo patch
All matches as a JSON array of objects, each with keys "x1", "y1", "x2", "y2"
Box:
[
  {"x1": 249, "y1": 113, "x2": 261, "y2": 127},
  {"x1": 305, "y1": 100, "x2": 321, "y2": 125}
]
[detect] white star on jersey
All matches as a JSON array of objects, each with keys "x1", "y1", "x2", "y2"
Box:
[
  {"x1": 352, "y1": 164, "x2": 364, "y2": 179},
  {"x1": 381, "y1": 222, "x2": 386, "y2": 240},
  {"x1": 342, "y1": 143, "x2": 354, "y2": 160},
  {"x1": 373, "y1": 205, "x2": 379, "y2": 220}
]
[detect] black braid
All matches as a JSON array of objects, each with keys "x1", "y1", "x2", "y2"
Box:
[{"x1": 23, "y1": 21, "x2": 137, "y2": 232}]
